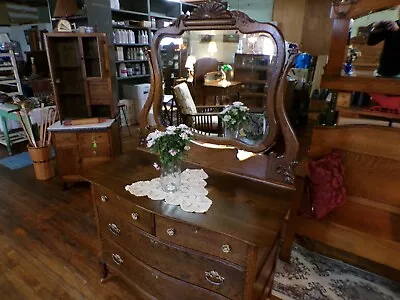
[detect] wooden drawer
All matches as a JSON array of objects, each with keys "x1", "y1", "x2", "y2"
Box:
[
  {"x1": 98, "y1": 210, "x2": 245, "y2": 299},
  {"x1": 82, "y1": 157, "x2": 111, "y2": 171},
  {"x1": 93, "y1": 184, "x2": 154, "y2": 234},
  {"x1": 102, "y1": 238, "x2": 228, "y2": 300},
  {"x1": 78, "y1": 131, "x2": 109, "y2": 145},
  {"x1": 53, "y1": 132, "x2": 77, "y2": 145},
  {"x1": 155, "y1": 215, "x2": 248, "y2": 267},
  {"x1": 79, "y1": 144, "x2": 111, "y2": 158}
]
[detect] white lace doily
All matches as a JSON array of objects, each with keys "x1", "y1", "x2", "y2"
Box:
[{"x1": 125, "y1": 169, "x2": 212, "y2": 213}]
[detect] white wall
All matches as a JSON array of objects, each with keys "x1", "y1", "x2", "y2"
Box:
[{"x1": 227, "y1": 0, "x2": 274, "y2": 22}]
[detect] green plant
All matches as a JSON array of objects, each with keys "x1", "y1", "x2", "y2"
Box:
[
  {"x1": 220, "y1": 101, "x2": 249, "y2": 130},
  {"x1": 146, "y1": 124, "x2": 194, "y2": 168}
]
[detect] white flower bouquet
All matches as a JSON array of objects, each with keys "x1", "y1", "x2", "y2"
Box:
[
  {"x1": 220, "y1": 101, "x2": 249, "y2": 131},
  {"x1": 146, "y1": 124, "x2": 194, "y2": 168}
]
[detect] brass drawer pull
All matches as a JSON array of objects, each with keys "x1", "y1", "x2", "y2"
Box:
[
  {"x1": 221, "y1": 244, "x2": 231, "y2": 253},
  {"x1": 108, "y1": 223, "x2": 120, "y2": 235},
  {"x1": 205, "y1": 270, "x2": 225, "y2": 286},
  {"x1": 112, "y1": 253, "x2": 123, "y2": 265},
  {"x1": 131, "y1": 212, "x2": 139, "y2": 221},
  {"x1": 166, "y1": 228, "x2": 175, "y2": 236},
  {"x1": 100, "y1": 195, "x2": 108, "y2": 202}
]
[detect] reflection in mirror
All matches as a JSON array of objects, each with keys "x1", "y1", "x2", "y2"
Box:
[
  {"x1": 158, "y1": 30, "x2": 277, "y2": 146},
  {"x1": 347, "y1": 6, "x2": 400, "y2": 78}
]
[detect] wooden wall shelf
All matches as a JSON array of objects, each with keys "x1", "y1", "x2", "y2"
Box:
[{"x1": 321, "y1": 75, "x2": 400, "y2": 95}]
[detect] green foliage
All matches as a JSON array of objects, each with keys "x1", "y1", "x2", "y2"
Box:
[
  {"x1": 146, "y1": 125, "x2": 194, "y2": 168},
  {"x1": 220, "y1": 101, "x2": 249, "y2": 130}
]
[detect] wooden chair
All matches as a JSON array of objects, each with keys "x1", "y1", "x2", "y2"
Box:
[
  {"x1": 280, "y1": 125, "x2": 400, "y2": 271},
  {"x1": 193, "y1": 57, "x2": 219, "y2": 106},
  {"x1": 173, "y1": 82, "x2": 223, "y2": 136}
]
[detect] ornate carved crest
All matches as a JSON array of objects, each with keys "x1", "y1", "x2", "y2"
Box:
[
  {"x1": 171, "y1": 1, "x2": 257, "y2": 28},
  {"x1": 188, "y1": 0, "x2": 231, "y2": 20}
]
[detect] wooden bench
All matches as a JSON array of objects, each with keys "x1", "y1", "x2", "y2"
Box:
[{"x1": 280, "y1": 125, "x2": 400, "y2": 271}]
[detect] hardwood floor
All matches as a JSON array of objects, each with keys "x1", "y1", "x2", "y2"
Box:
[{"x1": 0, "y1": 126, "x2": 147, "y2": 299}]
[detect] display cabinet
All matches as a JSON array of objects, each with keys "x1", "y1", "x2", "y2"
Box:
[
  {"x1": 234, "y1": 53, "x2": 270, "y2": 108},
  {"x1": 45, "y1": 33, "x2": 116, "y2": 123}
]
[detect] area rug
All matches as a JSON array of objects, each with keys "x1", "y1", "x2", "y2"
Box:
[
  {"x1": 0, "y1": 151, "x2": 33, "y2": 170},
  {"x1": 272, "y1": 244, "x2": 400, "y2": 300}
]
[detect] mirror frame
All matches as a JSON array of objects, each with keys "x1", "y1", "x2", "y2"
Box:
[
  {"x1": 140, "y1": 0, "x2": 296, "y2": 154},
  {"x1": 322, "y1": 0, "x2": 400, "y2": 95}
]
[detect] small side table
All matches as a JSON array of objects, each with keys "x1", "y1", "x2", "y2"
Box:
[{"x1": 203, "y1": 80, "x2": 241, "y2": 105}]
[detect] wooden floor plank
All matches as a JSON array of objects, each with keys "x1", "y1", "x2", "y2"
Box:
[{"x1": 0, "y1": 127, "x2": 152, "y2": 299}]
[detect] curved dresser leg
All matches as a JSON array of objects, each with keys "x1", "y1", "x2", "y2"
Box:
[{"x1": 100, "y1": 261, "x2": 109, "y2": 283}]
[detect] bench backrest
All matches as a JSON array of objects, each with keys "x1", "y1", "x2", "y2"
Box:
[{"x1": 309, "y1": 125, "x2": 400, "y2": 210}]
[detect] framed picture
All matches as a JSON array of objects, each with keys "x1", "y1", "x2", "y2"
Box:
[
  {"x1": 199, "y1": 34, "x2": 212, "y2": 43},
  {"x1": 223, "y1": 34, "x2": 239, "y2": 43}
]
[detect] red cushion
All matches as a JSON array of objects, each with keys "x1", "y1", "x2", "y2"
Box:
[{"x1": 308, "y1": 152, "x2": 346, "y2": 220}]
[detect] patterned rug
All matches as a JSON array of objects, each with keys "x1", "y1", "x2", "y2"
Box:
[{"x1": 272, "y1": 244, "x2": 400, "y2": 300}]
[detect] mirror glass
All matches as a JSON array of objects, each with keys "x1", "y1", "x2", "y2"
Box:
[
  {"x1": 347, "y1": 6, "x2": 400, "y2": 78},
  {"x1": 158, "y1": 30, "x2": 277, "y2": 146}
]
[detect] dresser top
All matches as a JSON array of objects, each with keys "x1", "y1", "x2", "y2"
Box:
[
  {"x1": 48, "y1": 119, "x2": 115, "y2": 132},
  {"x1": 83, "y1": 150, "x2": 295, "y2": 247}
]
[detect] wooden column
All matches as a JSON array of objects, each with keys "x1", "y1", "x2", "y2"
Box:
[{"x1": 324, "y1": 18, "x2": 351, "y2": 76}]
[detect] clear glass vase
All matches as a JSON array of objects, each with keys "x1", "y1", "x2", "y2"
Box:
[
  {"x1": 224, "y1": 125, "x2": 239, "y2": 139},
  {"x1": 160, "y1": 161, "x2": 182, "y2": 193}
]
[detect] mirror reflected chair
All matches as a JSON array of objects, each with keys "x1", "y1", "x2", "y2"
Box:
[{"x1": 173, "y1": 82, "x2": 223, "y2": 136}]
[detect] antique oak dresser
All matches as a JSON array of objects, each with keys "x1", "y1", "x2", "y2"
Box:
[
  {"x1": 84, "y1": 150, "x2": 296, "y2": 299},
  {"x1": 85, "y1": 1, "x2": 300, "y2": 298}
]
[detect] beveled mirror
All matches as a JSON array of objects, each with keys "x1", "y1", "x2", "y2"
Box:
[{"x1": 141, "y1": 0, "x2": 297, "y2": 155}]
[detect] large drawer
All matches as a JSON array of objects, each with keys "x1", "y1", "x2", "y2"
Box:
[
  {"x1": 102, "y1": 238, "x2": 228, "y2": 300},
  {"x1": 93, "y1": 184, "x2": 154, "y2": 234},
  {"x1": 98, "y1": 210, "x2": 245, "y2": 299},
  {"x1": 78, "y1": 131, "x2": 109, "y2": 145},
  {"x1": 155, "y1": 215, "x2": 248, "y2": 267},
  {"x1": 79, "y1": 144, "x2": 111, "y2": 158},
  {"x1": 53, "y1": 132, "x2": 77, "y2": 145}
]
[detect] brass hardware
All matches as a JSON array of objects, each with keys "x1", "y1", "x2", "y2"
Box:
[
  {"x1": 131, "y1": 212, "x2": 139, "y2": 220},
  {"x1": 108, "y1": 223, "x2": 120, "y2": 235},
  {"x1": 100, "y1": 195, "x2": 108, "y2": 202},
  {"x1": 112, "y1": 253, "x2": 123, "y2": 265},
  {"x1": 166, "y1": 228, "x2": 175, "y2": 236},
  {"x1": 221, "y1": 244, "x2": 231, "y2": 253},
  {"x1": 205, "y1": 270, "x2": 225, "y2": 286}
]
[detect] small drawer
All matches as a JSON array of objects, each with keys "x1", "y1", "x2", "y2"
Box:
[
  {"x1": 155, "y1": 215, "x2": 248, "y2": 267},
  {"x1": 98, "y1": 210, "x2": 245, "y2": 299},
  {"x1": 78, "y1": 132, "x2": 109, "y2": 145},
  {"x1": 93, "y1": 184, "x2": 154, "y2": 234},
  {"x1": 53, "y1": 132, "x2": 77, "y2": 144},
  {"x1": 79, "y1": 144, "x2": 111, "y2": 158},
  {"x1": 102, "y1": 238, "x2": 228, "y2": 300}
]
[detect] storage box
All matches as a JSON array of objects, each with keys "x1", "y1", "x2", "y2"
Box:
[
  {"x1": 139, "y1": 20, "x2": 151, "y2": 28},
  {"x1": 123, "y1": 83, "x2": 150, "y2": 100}
]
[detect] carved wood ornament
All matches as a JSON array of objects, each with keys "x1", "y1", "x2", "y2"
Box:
[{"x1": 140, "y1": 0, "x2": 299, "y2": 187}]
